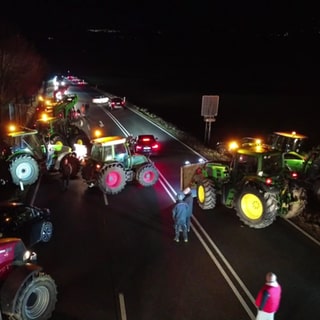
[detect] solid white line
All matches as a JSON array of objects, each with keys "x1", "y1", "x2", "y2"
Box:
[
  {"x1": 103, "y1": 193, "x2": 109, "y2": 206},
  {"x1": 283, "y1": 217, "x2": 320, "y2": 246},
  {"x1": 158, "y1": 170, "x2": 177, "y2": 196},
  {"x1": 119, "y1": 293, "x2": 127, "y2": 320},
  {"x1": 159, "y1": 178, "x2": 176, "y2": 203},
  {"x1": 191, "y1": 220, "x2": 256, "y2": 320},
  {"x1": 129, "y1": 107, "x2": 206, "y2": 158}
]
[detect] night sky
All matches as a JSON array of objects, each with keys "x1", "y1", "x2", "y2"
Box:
[
  {"x1": 4, "y1": 1, "x2": 319, "y2": 70},
  {"x1": 2, "y1": 1, "x2": 320, "y2": 143},
  {"x1": 5, "y1": 1, "x2": 320, "y2": 37}
]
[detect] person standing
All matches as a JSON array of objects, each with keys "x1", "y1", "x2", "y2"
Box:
[
  {"x1": 60, "y1": 157, "x2": 72, "y2": 191},
  {"x1": 255, "y1": 272, "x2": 282, "y2": 320},
  {"x1": 183, "y1": 187, "x2": 193, "y2": 232},
  {"x1": 172, "y1": 192, "x2": 189, "y2": 243},
  {"x1": 46, "y1": 143, "x2": 56, "y2": 171}
]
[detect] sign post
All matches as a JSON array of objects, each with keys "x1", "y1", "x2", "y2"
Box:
[{"x1": 201, "y1": 95, "x2": 219, "y2": 145}]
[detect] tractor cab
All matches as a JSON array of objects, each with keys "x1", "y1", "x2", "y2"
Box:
[
  {"x1": 230, "y1": 144, "x2": 284, "y2": 181},
  {"x1": 267, "y1": 131, "x2": 310, "y2": 154},
  {"x1": 5, "y1": 124, "x2": 44, "y2": 160}
]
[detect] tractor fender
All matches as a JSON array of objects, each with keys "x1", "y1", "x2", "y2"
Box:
[
  {"x1": 102, "y1": 161, "x2": 125, "y2": 169},
  {"x1": 7, "y1": 150, "x2": 33, "y2": 162},
  {"x1": 241, "y1": 178, "x2": 277, "y2": 193},
  {"x1": 0, "y1": 264, "x2": 42, "y2": 314}
]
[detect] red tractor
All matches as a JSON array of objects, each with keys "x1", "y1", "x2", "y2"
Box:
[{"x1": 0, "y1": 238, "x2": 57, "y2": 320}]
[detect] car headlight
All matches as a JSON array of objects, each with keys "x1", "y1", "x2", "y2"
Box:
[{"x1": 92, "y1": 96, "x2": 109, "y2": 104}]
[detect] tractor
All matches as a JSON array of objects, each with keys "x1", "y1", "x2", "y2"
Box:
[
  {"x1": 181, "y1": 144, "x2": 307, "y2": 229},
  {"x1": 0, "y1": 237, "x2": 57, "y2": 320},
  {"x1": 267, "y1": 131, "x2": 320, "y2": 200},
  {"x1": 0, "y1": 123, "x2": 81, "y2": 188},
  {"x1": 34, "y1": 94, "x2": 91, "y2": 150},
  {"x1": 81, "y1": 135, "x2": 159, "y2": 194},
  {"x1": 216, "y1": 131, "x2": 320, "y2": 201}
]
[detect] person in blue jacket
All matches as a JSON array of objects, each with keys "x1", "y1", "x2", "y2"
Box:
[{"x1": 172, "y1": 192, "x2": 189, "y2": 243}]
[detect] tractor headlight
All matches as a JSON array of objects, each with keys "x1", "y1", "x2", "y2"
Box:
[{"x1": 23, "y1": 250, "x2": 37, "y2": 262}]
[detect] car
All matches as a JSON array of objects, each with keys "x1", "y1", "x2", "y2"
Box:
[
  {"x1": 108, "y1": 97, "x2": 126, "y2": 110},
  {"x1": 53, "y1": 75, "x2": 66, "y2": 87},
  {"x1": 0, "y1": 201, "x2": 53, "y2": 247},
  {"x1": 92, "y1": 95, "x2": 109, "y2": 105},
  {"x1": 134, "y1": 134, "x2": 160, "y2": 156}
]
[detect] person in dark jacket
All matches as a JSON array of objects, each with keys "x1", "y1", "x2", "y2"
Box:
[
  {"x1": 183, "y1": 187, "x2": 193, "y2": 232},
  {"x1": 60, "y1": 157, "x2": 72, "y2": 191},
  {"x1": 255, "y1": 272, "x2": 282, "y2": 320},
  {"x1": 172, "y1": 192, "x2": 189, "y2": 243}
]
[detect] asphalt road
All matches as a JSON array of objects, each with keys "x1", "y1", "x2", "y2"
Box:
[{"x1": 4, "y1": 83, "x2": 320, "y2": 320}]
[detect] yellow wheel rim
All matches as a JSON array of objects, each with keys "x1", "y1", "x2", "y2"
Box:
[
  {"x1": 75, "y1": 139, "x2": 84, "y2": 145},
  {"x1": 198, "y1": 185, "x2": 205, "y2": 203},
  {"x1": 241, "y1": 193, "x2": 263, "y2": 220}
]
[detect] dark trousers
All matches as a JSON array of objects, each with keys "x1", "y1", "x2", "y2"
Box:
[
  {"x1": 174, "y1": 224, "x2": 188, "y2": 241},
  {"x1": 62, "y1": 175, "x2": 70, "y2": 190}
]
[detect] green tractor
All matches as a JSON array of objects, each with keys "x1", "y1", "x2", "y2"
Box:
[
  {"x1": 34, "y1": 94, "x2": 91, "y2": 150},
  {"x1": 81, "y1": 136, "x2": 159, "y2": 194},
  {"x1": 0, "y1": 123, "x2": 81, "y2": 188},
  {"x1": 181, "y1": 144, "x2": 307, "y2": 229},
  {"x1": 267, "y1": 131, "x2": 320, "y2": 200}
]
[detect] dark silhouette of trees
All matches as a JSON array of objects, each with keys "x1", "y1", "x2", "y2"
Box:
[{"x1": 0, "y1": 20, "x2": 48, "y2": 123}]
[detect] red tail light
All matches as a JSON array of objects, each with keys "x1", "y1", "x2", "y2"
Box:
[{"x1": 265, "y1": 178, "x2": 273, "y2": 185}]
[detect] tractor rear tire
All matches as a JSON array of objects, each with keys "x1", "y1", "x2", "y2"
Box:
[
  {"x1": 136, "y1": 164, "x2": 159, "y2": 187},
  {"x1": 197, "y1": 178, "x2": 217, "y2": 210},
  {"x1": 11, "y1": 273, "x2": 57, "y2": 320},
  {"x1": 235, "y1": 186, "x2": 278, "y2": 229},
  {"x1": 284, "y1": 186, "x2": 307, "y2": 218},
  {"x1": 98, "y1": 163, "x2": 126, "y2": 194},
  {"x1": 9, "y1": 155, "x2": 39, "y2": 186}
]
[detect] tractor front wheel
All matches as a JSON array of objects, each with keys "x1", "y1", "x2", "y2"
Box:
[
  {"x1": 50, "y1": 134, "x2": 67, "y2": 146},
  {"x1": 69, "y1": 134, "x2": 91, "y2": 153},
  {"x1": 235, "y1": 186, "x2": 278, "y2": 229},
  {"x1": 197, "y1": 179, "x2": 216, "y2": 210}
]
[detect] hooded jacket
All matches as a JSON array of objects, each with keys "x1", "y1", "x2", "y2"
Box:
[{"x1": 172, "y1": 200, "x2": 189, "y2": 225}]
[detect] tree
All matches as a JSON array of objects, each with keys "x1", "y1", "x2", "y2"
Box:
[{"x1": 0, "y1": 20, "x2": 48, "y2": 123}]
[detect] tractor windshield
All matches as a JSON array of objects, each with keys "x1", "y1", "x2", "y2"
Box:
[
  {"x1": 261, "y1": 154, "x2": 283, "y2": 176},
  {"x1": 91, "y1": 144, "x2": 104, "y2": 161}
]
